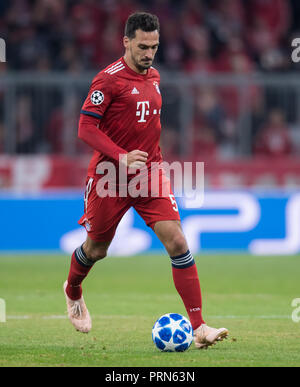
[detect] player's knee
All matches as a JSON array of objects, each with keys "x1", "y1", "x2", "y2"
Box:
[
  {"x1": 166, "y1": 234, "x2": 188, "y2": 257},
  {"x1": 85, "y1": 247, "x2": 108, "y2": 262},
  {"x1": 83, "y1": 238, "x2": 110, "y2": 262}
]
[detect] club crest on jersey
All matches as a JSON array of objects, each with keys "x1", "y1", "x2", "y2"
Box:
[
  {"x1": 91, "y1": 90, "x2": 104, "y2": 105},
  {"x1": 153, "y1": 81, "x2": 161, "y2": 95}
]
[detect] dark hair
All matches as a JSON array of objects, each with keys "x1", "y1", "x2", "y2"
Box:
[{"x1": 125, "y1": 12, "x2": 160, "y2": 39}]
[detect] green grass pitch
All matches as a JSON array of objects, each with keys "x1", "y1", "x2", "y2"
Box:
[{"x1": 0, "y1": 254, "x2": 299, "y2": 367}]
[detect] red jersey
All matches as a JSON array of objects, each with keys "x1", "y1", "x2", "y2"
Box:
[{"x1": 80, "y1": 57, "x2": 163, "y2": 178}]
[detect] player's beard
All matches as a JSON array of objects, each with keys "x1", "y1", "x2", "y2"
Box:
[{"x1": 132, "y1": 53, "x2": 152, "y2": 72}]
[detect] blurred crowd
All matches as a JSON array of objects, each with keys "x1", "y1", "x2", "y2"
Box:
[
  {"x1": 1, "y1": 0, "x2": 300, "y2": 159},
  {"x1": 1, "y1": 0, "x2": 299, "y2": 73}
]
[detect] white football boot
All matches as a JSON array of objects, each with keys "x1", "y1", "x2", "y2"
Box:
[
  {"x1": 194, "y1": 324, "x2": 229, "y2": 349},
  {"x1": 63, "y1": 281, "x2": 92, "y2": 333}
]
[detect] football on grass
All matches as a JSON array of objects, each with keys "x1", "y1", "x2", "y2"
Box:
[{"x1": 152, "y1": 313, "x2": 193, "y2": 352}]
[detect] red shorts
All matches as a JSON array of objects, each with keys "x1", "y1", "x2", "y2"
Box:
[{"x1": 78, "y1": 175, "x2": 181, "y2": 242}]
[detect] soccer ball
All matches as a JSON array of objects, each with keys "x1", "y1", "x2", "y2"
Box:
[{"x1": 152, "y1": 313, "x2": 194, "y2": 352}]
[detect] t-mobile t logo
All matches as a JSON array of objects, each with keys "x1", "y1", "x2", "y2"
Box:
[
  {"x1": 136, "y1": 101, "x2": 150, "y2": 123},
  {"x1": 0, "y1": 39, "x2": 6, "y2": 63}
]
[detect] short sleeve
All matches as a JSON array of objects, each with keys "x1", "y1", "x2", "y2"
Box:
[{"x1": 81, "y1": 73, "x2": 113, "y2": 120}]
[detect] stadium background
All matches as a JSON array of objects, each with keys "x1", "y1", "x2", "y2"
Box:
[{"x1": 1, "y1": 0, "x2": 300, "y2": 255}]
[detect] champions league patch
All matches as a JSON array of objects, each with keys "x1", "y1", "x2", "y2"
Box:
[{"x1": 91, "y1": 90, "x2": 104, "y2": 105}]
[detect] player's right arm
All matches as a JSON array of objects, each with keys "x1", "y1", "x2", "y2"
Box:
[{"x1": 79, "y1": 74, "x2": 148, "y2": 167}]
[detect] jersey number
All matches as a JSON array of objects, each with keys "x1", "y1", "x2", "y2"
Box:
[{"x1": 169, "y1": 194, "x2": 179, "y2": 212}]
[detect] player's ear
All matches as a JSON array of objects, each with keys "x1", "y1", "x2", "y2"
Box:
[{"x1": 123, "y1": 36, "x2": 130, "y2": 49}]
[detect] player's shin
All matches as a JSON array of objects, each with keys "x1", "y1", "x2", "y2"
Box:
[
  {"x1": 66, "y1": 245, "x2": 94, "y2": 300},
  {"x1": 170, "y1": 250, "x2": 205, "y2": 330}
]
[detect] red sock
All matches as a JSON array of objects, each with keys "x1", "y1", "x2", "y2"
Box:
[
  {"x1": 66, "y1": 245, "x2": 94, "y2": 301},
  {"x1": 171, "y1": 251, "x2": 205, "y2": 330}
]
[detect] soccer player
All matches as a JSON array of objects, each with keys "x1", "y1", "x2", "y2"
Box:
[{"x1": 63, "y1": 12, "x2": 228, "y2": 349}]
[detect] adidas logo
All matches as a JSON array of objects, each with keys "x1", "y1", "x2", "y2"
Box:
[{"x1": 131, "y1": 87, "x2": 140, "y2": 95}]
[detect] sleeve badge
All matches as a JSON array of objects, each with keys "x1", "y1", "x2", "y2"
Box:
[{"x1": 91, "y1": 90, "x2": 104, "y2": 105}]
